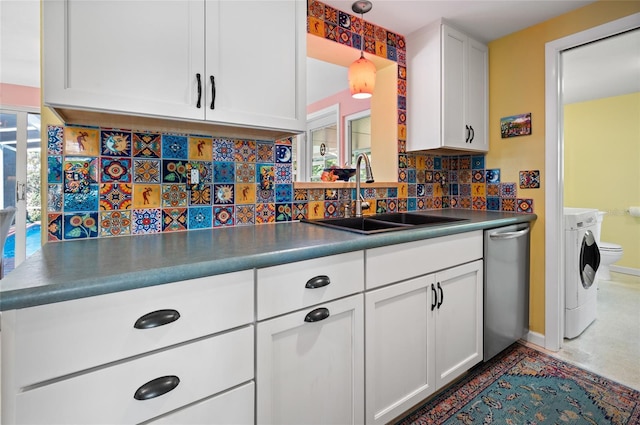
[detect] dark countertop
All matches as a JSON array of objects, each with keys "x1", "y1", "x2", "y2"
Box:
[{"x1": 0, "y1": 210, "x2": 536, "y2": 311}]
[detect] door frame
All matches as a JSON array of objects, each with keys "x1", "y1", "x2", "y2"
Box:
[{"x1": 544, "y1": 12, "x2": 640, "y2": 352}]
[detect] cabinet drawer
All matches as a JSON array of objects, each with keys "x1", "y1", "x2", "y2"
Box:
[
  {"x1": 9, "y1": 270, "x2": 253, "y2": 388},
  {"x1": 14, "y1": 326, "x2": 254, "y2": 425},
  {"x1": 256, "y1": 251, "x2": 364, "y2": 320},
  {"x1": 150, "y1": 382, "x2": 254, "y2": 425},
  {"x1": 366, "y1": 231, "x2": 482, "y2": 289}
]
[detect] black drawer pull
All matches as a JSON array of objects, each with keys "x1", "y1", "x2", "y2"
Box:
[
  {"x1": 431, "y1": 283, "x2": 437, "y2": 311},
  {"x1": 304, "y1": 307, "x2": 330, "y2": 323},
  {"x1": 437, "y1": 282, "x2": 444, "y2": 309},
  {"x1": 305, "y1": 275, "x2": 331, "y2": 289},
  {"x1": 210, "y1": 75, "x2": 216, "y2": 109},
  {"x1": 134, "y1": 309, "x2": 181, "y2": 329},
  {"x1": 196, "y1": 73, "x2": 202, "y2": 109},
  {"x1": 134, "y1": 375, "x2": 180, "y2": 401}
]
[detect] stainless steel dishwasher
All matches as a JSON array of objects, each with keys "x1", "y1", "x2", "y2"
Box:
[{"x1": 484, "y1": 223, "x2": 531, "y2": 361}]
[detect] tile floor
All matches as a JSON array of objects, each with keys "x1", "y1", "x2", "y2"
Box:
[{"x1": 548, "y1": 271, "x2": 640, "y2": 391}]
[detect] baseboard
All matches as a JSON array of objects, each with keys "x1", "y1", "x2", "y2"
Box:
[
  {"x1": 524, "y1": 330, "x2": 546, "y2": 350},
  {"x1": 611, "y1": 265, "x2": 640, "y2": 277}
]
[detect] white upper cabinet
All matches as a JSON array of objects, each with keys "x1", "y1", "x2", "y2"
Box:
[
  {"x1": 43, "y1": 0, "x2": 306, "y2": 135},
  {"x1": 407, "y1": 20, "x2": 488, "y2": 152}
]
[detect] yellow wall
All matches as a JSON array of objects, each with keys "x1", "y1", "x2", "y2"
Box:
[
  {"x1": 487, "y1": 0, "x2": 640, "y2": 334},
  {"x1": 564, "y1": 92, "x2": 640, "y2": 269}
]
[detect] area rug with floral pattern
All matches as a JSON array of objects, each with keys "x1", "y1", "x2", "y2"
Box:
[{"x1": 395, "y1": 342, "x2": 640, "y2": 424}]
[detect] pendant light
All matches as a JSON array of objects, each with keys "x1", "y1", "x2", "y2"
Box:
[{"x1": 349, "y1": 1, "x2": 376, "y2": 99}]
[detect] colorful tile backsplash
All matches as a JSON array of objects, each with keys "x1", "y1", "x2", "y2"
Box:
[{"x1": 46, "y1": 123, "x2": 533, "y2": 243}]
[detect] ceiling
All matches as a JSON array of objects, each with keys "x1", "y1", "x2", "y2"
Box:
[{"x1": 1, "y1": 0, "x2": 638, "y2": 105}]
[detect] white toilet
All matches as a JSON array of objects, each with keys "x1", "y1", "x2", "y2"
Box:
[{"x1": 595, "y1": 211, "x2": 624, "y2": 281}]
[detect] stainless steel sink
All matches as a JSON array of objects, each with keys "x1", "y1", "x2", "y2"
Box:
[{"x1": 302, "y1": 213, "x2": 467, "y2": 235}]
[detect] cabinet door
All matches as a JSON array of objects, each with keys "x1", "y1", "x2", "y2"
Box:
[
  {"x1": 434, "y1": 260, "x2": 483, "y2": 388},
  {"x1": 441, "y1": 24, "x2": 467, "y2": 149},
  {"x1": 466, "y1": 38, "x2": 489, "y2": 151},
  {"x1": 365, "y1": 275, "x2": 436, "y2": 425},
  {"x1": 205, "y1": 0, "x2": 305, "y2": 132},
  {"x1": 43, "y1": 0, "x2": 205, "y2": 120},
  {"x1": 256, "y1": 295, "x2": 364, "y2": 425}
]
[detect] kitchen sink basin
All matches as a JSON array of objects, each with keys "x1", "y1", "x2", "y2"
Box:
[{"x1": 302, "y1": 213, "x2": 467, "y2": 235}]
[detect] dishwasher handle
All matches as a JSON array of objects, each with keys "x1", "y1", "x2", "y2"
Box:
[{"x1": 488, "y1": 227, "x2": 529, "y2": 240}]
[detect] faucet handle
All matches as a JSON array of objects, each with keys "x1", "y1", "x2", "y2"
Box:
[{"x1": 361, "y1": 201, "x2": 370, "y2": 211}]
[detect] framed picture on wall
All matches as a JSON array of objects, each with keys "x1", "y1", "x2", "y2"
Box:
[{"x1": 500, "y1": 113, "x2": 532, "y2": 138}]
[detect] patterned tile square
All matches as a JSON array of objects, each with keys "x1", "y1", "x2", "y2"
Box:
[
  {"x1": 459, "y1": 184, "x2": 471, "y2": 197},
  {"x1": 47, "y1": 125, "x2": 63, "y2": 155},
  {"x1": 472, "y1": 169, "x2": 485, "y2": 183},
  {"x1": 502, "y1": 198, "x2": 517, "y2": 212},
  {"x1": 99, "y1": 183, "x2": 132, "y2": 210},
  {"x1": 292, "y1": 203, "x2": 308, "y2": 220},
  {"x1": 257, "y1": 187, "x2": 275, "y2": 203},
  {"x1": 63, "y1": 212, "x2": 99, "y2": 239},
  {"x1": 214, "y1": 184, "x2": 234, "y2": 204},
  {"x1": 48, "y1": 184, "x2": 62, "y2": 212},
  {"x1": 387, "y1": 199, "x2": 398, "y2": 213},
  {"x1": 257, "y1": 141, "x2": 274, "y2": 162},
  {"x1": 132, "y1": 208, "x2": 162, "y2": 234},
  {"x1": 189, "y1": 184, "x2": 212, "y2": 205},
  {"x1": 101, "y1": 130, "x2": 131, "y2": 156},
  {"x1": 257, "y1": 164, "x2": 275, "y2": 190},
  {"x1": 398, "y1": 168, "x2": 407, "y2": 183},
  {"x1": 48, "y1": 156, "x2": 62, "y2": 183},
  {"x1": 487, "y1": 183, "x2": 500, "y2": 197},
  {"x1": 163, "y1": 160, "x2": 188, "y2": 183},
  {"x1": 132, "y1": 132, "x2": 161, "y2": 158},
  {"x1": 188, "y1": 206, "x2": 212, "y2": 229},
  {"x1": 308, "y1": 201, "x2": 324, "y2": 219},
  {"x1": 324, "y1": 201, "x2": 339, "y2": 218},
  {"x1": 324, "y1": 188, "x2": 339, "y2": 201},
  {"x1": 486, "y1": 169, "x2": 501, "y2": 184},
  {"x1": 294, "y1": 189, "x2": 308, "y2": 201},
  {"x1": 64, "y1": 127, "x2": 100, "y2": 156},
  {"x1": 517, "y1": 198, "x2": 534, "y2": 213},
  {"x1": 162, "y1": 134, "x2": 189, "y2": 159},
  {"x1": 275, "y1": 184, "x2": 293, "y2": 203},
  {"x1": 236, "y1": 183, "x2": 256, "y2": 204},
  {"x1": 134, "y1": 159, "x2": 161, "y2": 183},
  {"x1": 162, "y1": 208, "x2": 188, "y2": 232},
  {"x1": 472, "y1": 183, "x2": 486, "y2": 197},
  {"x1": 256, "y1": 203, "x2": 276, "y2": 224},
  {"x1": 472, "y1": 155, "x2": 485, "y2": 169},
  {"x1": 133, "y1": 184, "x2": 160, "y2": 208},
  {"x1": 275, "y1": 144, "x2": 292, "y2": 163},
  {"x1": 519, "y1": 170, "x2": 541, "y2": 189},
  {"x1": 458, "y1": 156, "x2": 471, "y2": 170},
  {"x1": 275, "y1": 203, "x2": 293, "y2": 222},
  {"x1": 64, "y1": 184, "x2": 99, "y2": 212},
  {"x1": 500, "y1": 183, "x2": 517, "y2": 198},
  {"x1": 101, "y1": 157, "x2": 132, "y2": 183},
  {"x1": 234, "y1": 139, "x2": 257, "y2": 162},
  {"x1": 64, "y1": 156, "x2": 98, "y2": 190},
  {"x1": 235, "y1": 204, "x2": 256, "y2": 225},
  {"x1": 486, "y1": 197, "x2": 501, "y2": 211},
  {"x1": 236, "y1": 162, "x2": 256, "y2": 183},
  {"x1": 188, "y1": 136, "x2": 212, "y2": 161},
  {"x1": 99, "y1": 210, "x2": 131, "y2": 237},
  {"x1": 275, "y1": 164, "x2": 292, "y2": 184},
  {"x1": 214, "y1": 206, "x2": 235, "y2": 227},
  {"x1": 213, "y1": 161, "x2": 235, "y2": 183},
  {"x1": 213, "y1": 138, "x2": 235, "y2": 161},
  {"x1": 162, "y1": 184, "x2": 188, "y2": 208},
  {"x1": 131, "y1": 133, "x2": 162, "y2": 158},
  {"x1": 47, "y1": 213, "x2": 63, "y2": 241}
]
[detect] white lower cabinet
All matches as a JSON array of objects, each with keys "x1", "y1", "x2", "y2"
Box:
[
  {"x1": 365, "y1": 275, "x2": 437, "y2": 425},
  {"x1": 434, "y1": 260, "x2": 484, "y2": 389},
  {"x1": 256, "y1": 294, "x2": 365, "y2": 425}
]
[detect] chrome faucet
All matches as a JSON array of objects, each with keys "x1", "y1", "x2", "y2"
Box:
[{"x1": 354, "y1": 153, "x2": 374, "y2": 217}]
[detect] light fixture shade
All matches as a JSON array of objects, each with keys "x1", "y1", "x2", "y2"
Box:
[{"x1": 348, "y1": 54, "x2": 376, "y2": 99}]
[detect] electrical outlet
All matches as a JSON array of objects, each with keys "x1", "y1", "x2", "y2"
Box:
[{"x1": 191, "y1": 168, "x2": 200, "y2": 184}]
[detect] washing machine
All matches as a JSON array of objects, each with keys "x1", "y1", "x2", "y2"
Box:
[{"x1": 564, "y1": 208, "x2": 601, "y2": 339}]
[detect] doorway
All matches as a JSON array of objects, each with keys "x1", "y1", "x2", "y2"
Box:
[
  {"x1": 0, "y1": 108, "x2": 42, "y2": 275},
  {"x1": 544, "y1": 13, "x2": 640, "y2": 352}
]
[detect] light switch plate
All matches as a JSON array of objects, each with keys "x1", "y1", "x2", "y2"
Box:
[{"x1": 191, "y1": 168, "x2": 200, "y2": 184}]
